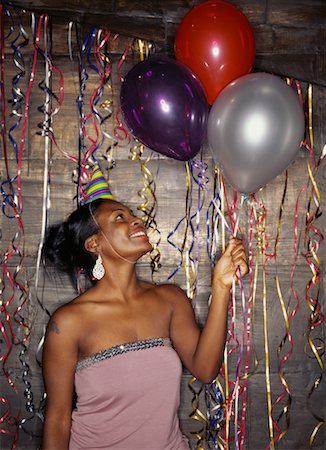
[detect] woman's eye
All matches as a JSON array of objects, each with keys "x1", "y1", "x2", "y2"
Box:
[{"x1": 116, "y1": 214, "x2": 124, "y2": 220}]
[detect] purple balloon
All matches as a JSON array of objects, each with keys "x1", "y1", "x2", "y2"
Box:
[{"x1": 120, "y1": 57, "x2": 208, "y2": 161}]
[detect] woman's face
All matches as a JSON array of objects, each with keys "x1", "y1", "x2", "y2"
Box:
[{"x1": 93, "y1": 200, "x2": 153, "y2": 262}]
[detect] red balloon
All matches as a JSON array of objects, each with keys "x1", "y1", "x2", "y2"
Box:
[{"x1": 175, "y1": 0, "x2": 255, "y2": 104}]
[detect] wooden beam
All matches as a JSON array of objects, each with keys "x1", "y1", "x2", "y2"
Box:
[{"x1": 7, "y1": 0, "x2": 326, "y2": 85}]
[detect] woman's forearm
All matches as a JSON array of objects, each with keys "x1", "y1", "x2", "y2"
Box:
[
  {"x1": 191, "y1": 283, "x2": 230, "y2": 383},
  {"x1": 41, "y1": 414, "x2": 71, "y2": 450}
]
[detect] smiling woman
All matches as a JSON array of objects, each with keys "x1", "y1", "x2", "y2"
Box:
[{"x1": 41, "y1": 187, "x2": 248, "y2": 449}]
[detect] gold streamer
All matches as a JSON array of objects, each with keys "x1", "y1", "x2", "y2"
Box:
[
  {"x1": 254, "y1": 204, "x2": 275, "y2": 450},
  {"x1": 245, "y1": 249, "x2": 260, "y2": 380},
  {"x1": 241, "y1": 198, "x2": 260, "y2": 383},
  {"x1": 181, "y1": 162, "x2": 197, "y2": 300},
  {"x1": 273, "y1": 171, "x2": 293, "y2": 442},
  {"x1": 188, "y1": 377, "x2": 208, "y2": 450},
  {"x1": 209, "y1": 377, "x2": 226, "y2": 450},
  {"x1": 128, "y1": 40, "x2": 161, "y2": 280},
  {"x1": 307, "y1": 84, "x2": 314, "y2": 150},
  {"x1": 185, "y1": 161, "x2": 205, "y2": 448},
  {"x1": 303, "y1": 83, "x2": 324, "y2": 448},
  {"x1": 128, "y1": 143, "x2": 161, "y2": 278},
  {"x1": 137, "y1": 38, "x2": 150, "y2": 61}
]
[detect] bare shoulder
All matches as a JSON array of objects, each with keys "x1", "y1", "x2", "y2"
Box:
[
  {"x1": 45, "y1": 295, "x2": 85, "y2": 338},
  {"x1": 154, "y1": 283, "x2": 190, "y2": 307},
  {"x1": 155, "y1": 283, "x2": 185, "y2": 295}
]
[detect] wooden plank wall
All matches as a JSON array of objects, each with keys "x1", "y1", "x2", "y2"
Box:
[{"x1": 1, "y1": 1, "x2": 325, "y2": 449}]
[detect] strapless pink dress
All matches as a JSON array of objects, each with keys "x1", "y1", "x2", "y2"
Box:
[{"x1": 69, "y1": 338, "x2": 190, "y2": 449}]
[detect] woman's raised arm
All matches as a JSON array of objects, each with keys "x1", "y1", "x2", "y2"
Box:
[{"x1": 169, "y1": 237, "x2": 248, "y2": 383}]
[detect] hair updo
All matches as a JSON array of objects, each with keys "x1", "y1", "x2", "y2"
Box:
[{"x1": 42, "y1": 199, "x2": 109, "y2": 283}]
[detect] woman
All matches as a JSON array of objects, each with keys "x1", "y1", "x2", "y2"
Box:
[{"x1": 41, "y1": 197, "x2": 248, "y2": 449}]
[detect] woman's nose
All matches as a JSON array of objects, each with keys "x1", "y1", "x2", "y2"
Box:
[{"x1": 130, "y1": 215, "x2": 143, "y2": 226}]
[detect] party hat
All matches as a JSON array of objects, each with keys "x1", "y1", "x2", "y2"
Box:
[{"x1": 84, "y1": 163, "x2": 114, "y2": 204}]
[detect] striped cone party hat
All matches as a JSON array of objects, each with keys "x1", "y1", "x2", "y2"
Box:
[{"x1": 84, "y1": 164, "x2": 114, "y2": 204}]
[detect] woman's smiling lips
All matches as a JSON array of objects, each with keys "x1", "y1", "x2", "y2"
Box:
[{"x1": 129, "y1": 229, "x2": 148, "y2": 239}]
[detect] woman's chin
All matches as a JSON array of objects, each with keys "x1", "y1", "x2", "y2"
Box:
[{"x1": 137, "y1": 242, "x2": 153, "y2": 258}]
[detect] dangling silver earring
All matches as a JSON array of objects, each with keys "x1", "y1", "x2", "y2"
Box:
[{"x1": 92, "y1": 254, "x2": 105, "y2": 280}]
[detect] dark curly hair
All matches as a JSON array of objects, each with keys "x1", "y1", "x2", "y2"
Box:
[{"x1": 42, "y1": 199, "x2": 110, "y2": 283}]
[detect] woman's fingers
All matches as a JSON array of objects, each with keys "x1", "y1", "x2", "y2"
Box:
[
  {"x1": 230, "y1": 242, "x2": 248, "y2": 277},
  {"x1": 235, "y1": 258, "x2": 248, "y2": 277}
]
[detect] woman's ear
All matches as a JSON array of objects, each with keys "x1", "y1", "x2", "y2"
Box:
[{"x1": 84, "y1": 234, "x2": 99, "y2": 255}]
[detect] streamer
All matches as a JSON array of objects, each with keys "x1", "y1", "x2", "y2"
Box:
[
  {"x1": 238, "y1": 200, "x2": 259, "y2": 450},
  {"x1": 127, "y1": 40, "x2": 161, "y2": 280},
  {"x1": 205, "y1": 168, "x2": 226, "y2": 449},
  {"x1": 251, "y1": 200, "x2": 275, "y2": 450},
  {"x1": 188, "y1": 377, "x2": 208, "y2": 450},
  {"x1": 271, "y1": 169, "x2": 308, "y2": 444},
  {"x1": 304, "y1": 115, "x2": 324, "y2": 446},
  {"x1": 166, "y1": 162, "x2": 197, "y2": 298},
  {"x1": 0, "y1": 6, "x2": 29, "y2": 445},
  {"x1": 22, "y1": 13, "x2": 53, "y2": 434}
]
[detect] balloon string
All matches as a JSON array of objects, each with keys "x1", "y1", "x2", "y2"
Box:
[
  {"x1": 239, "y1": 204, "x2": 259, "y2": 450},
  {"x1": 201, "y1": 183, "x2": 232, "y2": 236},
  {"x1": 248, "y1": 200, "x2": 275, "y2": 450},
  {"x1": 231, "y1": 200, "x2": 248, "y2": 450},
  {"x1": 190, "y1": 158, "x2": 210, "y2": 301},
  {"x1": 220, "y1": 177, "x2": 230, "y2": 450},
  {"x1": 215, "y1": 187, "x2": 247, "y2": 450},
  {"x1": 205, "y1": 168, "x2": 226, "y2": 449},
  {"x1": 206, "y1": 166, "x2": 220, "y2": 265},
  {"x1": 234, "y1": 269, "x2": 246, "y2": 450},
  {"x1": 219, "y1": 175, "x2": 249, "y2": 450},
  {"x1": 219, "y1": 176, "x2": 240, "y2": 450},
  {"x1": 221, "y1": 177, "x2": 238, "y2": 233},
  {"x1": 227, "y1": 185, "x2": 250, "y2": 448},
  {"x1": 251, "y1": 202, "x2": 275, "y2": 450}
]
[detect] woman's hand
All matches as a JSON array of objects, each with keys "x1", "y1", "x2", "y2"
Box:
[{"x1": 213, "y1": 237, "x2": 248, "y2": 290}]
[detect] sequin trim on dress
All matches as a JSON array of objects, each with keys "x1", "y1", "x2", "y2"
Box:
[{"x1": 76, "y1": 337, "x2": 172, "y2": 371}]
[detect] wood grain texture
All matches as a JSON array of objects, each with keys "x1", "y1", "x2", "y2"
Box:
[
  {"x1": 1, "y1": 1, "x2": 325, "y2": 449},
  {"x1": 7, "y1": 0, "x2": 326, "y2": 84}
]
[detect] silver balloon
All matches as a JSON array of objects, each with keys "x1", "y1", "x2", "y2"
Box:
[{"x1": 207, "y1": 73, "x2": 305, "y2": 194}]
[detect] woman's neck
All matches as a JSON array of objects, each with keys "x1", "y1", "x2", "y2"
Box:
[{"x1": 96, "y1": 260, "x2": 141, "y2": 300}]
